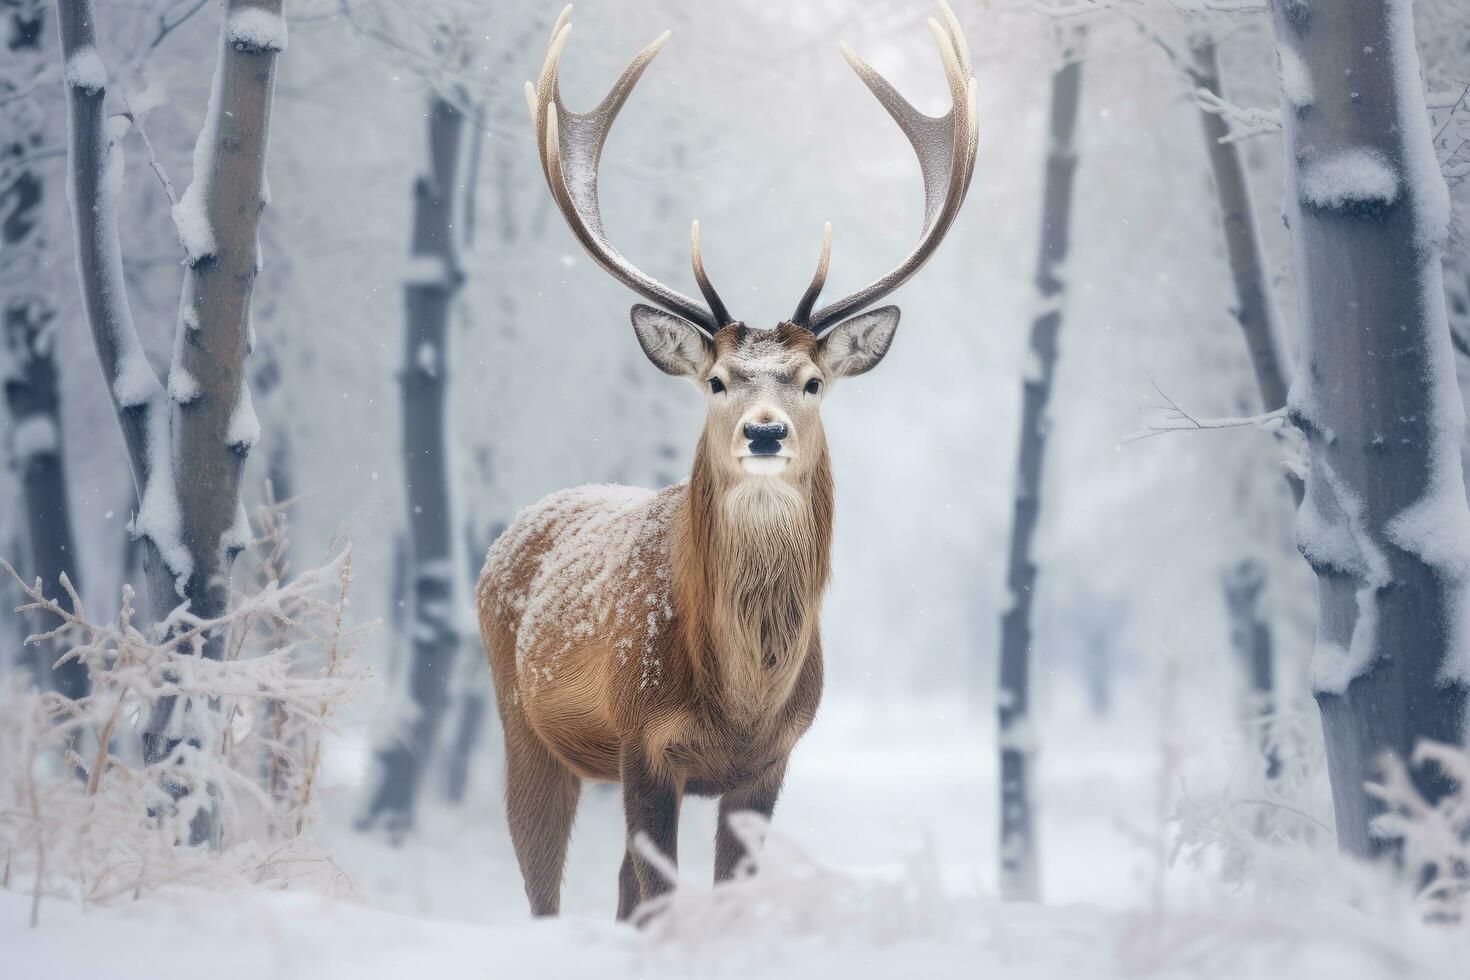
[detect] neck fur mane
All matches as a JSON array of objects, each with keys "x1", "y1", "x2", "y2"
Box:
[{"x1": 677, "y1": 440, "x2": 834, "y2": 724}]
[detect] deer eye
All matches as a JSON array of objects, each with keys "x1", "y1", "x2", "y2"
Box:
[
  {"x1": 804, "y1": 378, "x2": 821, "y2": 395},
  {"x1": 708, "y1": 377, "x2": 725, "y2": 394}
]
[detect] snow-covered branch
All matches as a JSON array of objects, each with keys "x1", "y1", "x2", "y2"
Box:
[
  {"x1": 1123, "y1": 400, "x2": 1288, "y2": 444},
  {"x1": 1194, "y1": 87, "x2": 1282, "y2": 143},
  {"x1": 55, "y1": 0, "x2": 165, "y2": 489}
]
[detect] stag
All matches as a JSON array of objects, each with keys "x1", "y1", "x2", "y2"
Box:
[{"x1": 477, "y1": 2, "x2": 978, "y2": 920}]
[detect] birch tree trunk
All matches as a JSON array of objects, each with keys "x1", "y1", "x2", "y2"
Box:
[
  {"x1": 1266, "y1": 0, "x2": 1470, "y2": 856},
  {"x1": 997, "y1": 54, "x2": 1083, "y2": 903},
  {"x1": 362, "y1": 93, "x2": 468, "y2": 838},
  {"x1": 58, "y1": 0, "x2": 283, "y2": 843},
  {"x1": 2, "y1": 2, "x2": 88, "y2": 699}
]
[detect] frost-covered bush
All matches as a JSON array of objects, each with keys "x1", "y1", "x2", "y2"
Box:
[
  {"x1": 1367, "y1": 740, "x2": 1470, "y2": 923},
  {"x1": 1170, "y1": 699, "x2": 1340, "y2": 902},
  {"x1": 0, "y1": 503, "x2": 374, "y2": 924},
  {"x1": 631, "y1": 813, "x2": 948, "y2": 961}
]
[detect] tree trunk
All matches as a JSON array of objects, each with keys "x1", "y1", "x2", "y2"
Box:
[
  {"x1": 1222, "y1": 559, "x2": 1281, "y2": 779},
  {"x1": 1191, "y1": 38, "x2": 1299, "y2": 780},
  {"x1": 2, "y1": 3, "x2": 88, "y2": 699},
  {"x1": 1192, "y1": 40, "x2": 1297, "y2": 430},
  {"x1": 997, "y1": 55, "x2": 1083, "y2": 903},
  {"x1": 1266, "y1": 0, "x2": 1470, "y2": 857},
  {"x1": 58, "y1": 0, "x2": 282, "y2": 844},
  {"x1": 361, "y1": 93, "x2": 467, "y2": 839}
]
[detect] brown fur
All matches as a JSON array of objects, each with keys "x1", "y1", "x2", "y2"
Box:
[{"x1": 477, "y1": 324, "x2": 833, "y2": 919}]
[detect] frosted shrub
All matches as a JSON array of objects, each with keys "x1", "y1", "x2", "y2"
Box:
[
  {"x1": 0, "y1": 505, "x2": 374, "y2": 924},
  {"x1": 631, "y1": 813, "x2": 948, "y2": 960},
  {"x1": 1170, "y1": 700, "x2": 1339, "y2": 902},
  {"x1": 1367, "y1": 740, "x2": 1470, "y2": 923}
]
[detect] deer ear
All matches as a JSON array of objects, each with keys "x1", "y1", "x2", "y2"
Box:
[
  {"x1": 631, "y1": 304, "x2": 710, "y2": 379},
  {"x1": 819, "y1": 305, "x2": 900, "y2": 378}
]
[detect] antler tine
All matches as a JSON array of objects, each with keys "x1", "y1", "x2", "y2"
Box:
[
  {"x1": 528, "y1": 8, "x2": 724, "y2": 337},
  {"x1": 690, "y1": 221, "x2": 734, "y2": 328},
  {"x1": 806, "y1": 4, "x2": 979, "y2": 336},
  {"x1": 792, "y1": 222, "x2": 832, "y2": 327}
]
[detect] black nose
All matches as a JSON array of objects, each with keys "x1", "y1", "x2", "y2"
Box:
[{"x1": 744, "y1": 422, "x2": 788, "y2": 441}]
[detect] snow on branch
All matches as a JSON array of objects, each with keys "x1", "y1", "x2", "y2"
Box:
[
  {"x1": 0, "y1": 506, "x2": 376, "y2": 923},
  {"x1": 1194, "y1": 88, "x2": 1282, "y2": 144},
  {"x1": 1122, "y1": 386, "x2": 1289, "y2": 445}
]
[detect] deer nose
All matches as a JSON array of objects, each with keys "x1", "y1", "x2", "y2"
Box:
[{"x1": 744, "y1": 421, "x2": 787, "y2": 456}]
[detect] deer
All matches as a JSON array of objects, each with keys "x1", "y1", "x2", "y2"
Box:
[{"x1": 476, "y1": 2, "x2": 978, "y2": 921}]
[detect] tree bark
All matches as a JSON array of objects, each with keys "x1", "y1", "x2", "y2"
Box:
[
  {"x1": 58, "y1": 0, "x2": 282, "y2": 844},
  {"x1": 1266, "y1": 0, "x2": 1470, "y2": 856},
  {"x1": 2, "y1": 2, "x2": 88, "y2": 699},
  {"x1": 997, "y1": 55, "x2": 1084, "y2": 903},
  {"x1": 361, "y1": 93, "x2": 468, "y2": 839}
]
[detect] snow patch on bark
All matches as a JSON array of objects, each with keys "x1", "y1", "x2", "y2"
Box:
[
  {"x1": 171, "y1": 25, "x2": 228, "y2": 267},
  {"x1": 1299, "y1": 149, "x2": 1399, "y2": 211},
  {"x1": 1300, "y1": 458, "x2": 1391, "y2": 696},
  {"x1": 112, "y1": 350, "x2": 160, "y2": 409},
  {"x1": 222, "y1": 497, "x2": 254, "y2": 554},
  {"x1": 129, "y1": 403, "x2": 191, "y2": 596},
  {"x1": 168, "y1": 367, "x2": 202, "y2": 405},
  {"x1": 1277, "y1": 42, "x2": 1313, "y2": 109},
  {"x1": 227, "y1": 383, "x2": 260, "y2": 451},
  {"x1": 11, "y1": 416, "x2": 58, "y2": 459},
  {"x1": 63, "y1": 46, "x2": 107, "y2": 94},
  {"x1": 227, "y1": 7, "x2": 288, "y2": 53},
  {"x1": 171, "y1": 187, "x2": 217, "y2": 266}
]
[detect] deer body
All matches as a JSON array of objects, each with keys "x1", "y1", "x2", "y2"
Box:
[{"x1": 481, "y1": 3, "x2": 977, "y2": 920}]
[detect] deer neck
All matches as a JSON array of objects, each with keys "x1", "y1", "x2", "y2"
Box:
[{"x1": 678, "y1": 439, "x2": 833, "y2": 724}]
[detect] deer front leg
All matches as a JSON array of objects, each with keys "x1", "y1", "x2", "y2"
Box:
[
  {"x1": 714, "y1": 757, "x2": 787, "y2": 883},
  {"x1": 618, "y1": 741, "x2": 681, "y2": 921}
]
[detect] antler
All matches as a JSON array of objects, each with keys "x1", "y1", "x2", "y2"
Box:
[
  {"x1": 796, "y1": 1, "x2": 979, "y2": 336},
  {"x1": 527, "y1": 5, "x2": 729, "y2": 338}
]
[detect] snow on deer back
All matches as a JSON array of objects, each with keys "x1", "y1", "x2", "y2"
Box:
[{"x1": 478, "y1": 484, "x2": 684, "y2": 760}]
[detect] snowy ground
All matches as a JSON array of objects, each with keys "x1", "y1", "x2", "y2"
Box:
[{"x1": 7, "y1": 695, "x2": 1469, "y2": 978}]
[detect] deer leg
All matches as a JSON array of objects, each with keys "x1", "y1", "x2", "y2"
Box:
[
  {"x1": 714, "y1": 758, "x2": 787, "y2": 883},
  {"x1": 503, "y1": 720, "x2": 580, "y2": 917},
  {"x1": 619, "y1": 741, "x2": 681, "y2": 921},
  {"x1": 615, "y1": 847, "x2": 640, "y2": 921}
]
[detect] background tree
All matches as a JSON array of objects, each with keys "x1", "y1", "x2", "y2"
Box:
[
  {"x1": 997, "y1": 28, "x2": 1085, "y2": 904},
  {"x1": 2, "y1": 0, "x2": 88, "y2": 698}
]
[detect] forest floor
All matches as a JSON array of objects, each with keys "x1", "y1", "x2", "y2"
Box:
[{"x1": 6, "y1": 696, "x2": 1467, "y2": 977}]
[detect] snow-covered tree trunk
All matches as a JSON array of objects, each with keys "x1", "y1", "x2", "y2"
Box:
[
  {"x1": 58, "y1": 0, "x2": 283, "y2": 842},
  {"x1": 1266, "y1": 0, "x2": 1470, "y2": 856},
  {"x1": 997, "y1": 54, "x2": 1084, "y2": 903},
  {"x1": 2, "y1": 2, "x2": 88, "y2": 699},
  {"x1": 362, "y1": 93, "x2": 468, "y2": 838}
]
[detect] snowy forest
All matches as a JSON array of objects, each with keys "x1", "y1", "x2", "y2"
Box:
[{"x1": 5, "y1": 0, "x2": 1470, "y2": 975}]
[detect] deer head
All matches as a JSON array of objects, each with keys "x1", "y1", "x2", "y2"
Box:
[{"x1": 528, "y1": 3, "x2": 978, "y2": 483}]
